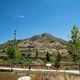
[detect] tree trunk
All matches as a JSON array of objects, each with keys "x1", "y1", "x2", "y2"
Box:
[{"x1": 11, "y1": 60, "x2": 13, "y2": 72}]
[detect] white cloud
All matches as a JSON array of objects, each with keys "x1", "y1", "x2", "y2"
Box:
[{"x1": 18, "y1": 15, "x2": 24, "y2": 18}]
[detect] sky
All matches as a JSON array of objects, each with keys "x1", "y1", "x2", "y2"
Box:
[{"x1": 0, "y1": 0, "x2": 80, "y2": 44}]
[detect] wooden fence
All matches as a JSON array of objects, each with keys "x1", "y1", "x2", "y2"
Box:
[{"x1": 0, "y1": 63, "x2": 79, "y2": 69}]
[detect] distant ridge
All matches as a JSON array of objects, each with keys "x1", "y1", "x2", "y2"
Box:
[
  {"x1": 29, "y1": 33, "x2": 67, "y2": 43},
  {"x1": 0, "y1": 33, "x2": 67, "y2": 53}
]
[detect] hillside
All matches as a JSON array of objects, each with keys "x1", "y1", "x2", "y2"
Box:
[
  {"x1": 0, "y1": 33, "x2": 67, "y2": 53},
  {"x1": 29, "y1": 33, "x2": 67, "y2": 42}
]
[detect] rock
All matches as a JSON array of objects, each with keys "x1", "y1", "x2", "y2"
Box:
[{"x1": 18, "y1": 76, "x2": 30, "y2": 80}]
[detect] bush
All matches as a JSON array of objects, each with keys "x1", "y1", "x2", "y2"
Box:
[
  {"x1": 17, "y1": 57, "x2": 26, "y2": 64},
  {"x1": 18, "y1": 60, "x2": 24, "y2": 64},
  {"x1": 18, "y1": 57, "x2": 25, "y2": 61},
  {"x1": 3, "y1": 56, "x2": 8, "y2": 60},
  {"x1": 13, "y1": 59, "x2": 18, "y2": 64},
  {"x1": 37, "y1": 59, "x2": 41, "y2": 62},
  {"x1": 21, "y1": 52, "x2": 26, "y2": 56},
  {"x1": 44, "y1": 75, "x2": 50, "y2": 80},
  {"x1": 27, "y1": 51, "x2": 31, "y2": 57},
  {"x1": 26, "y1": 58, "x2": 33, "y2": 62},
  {"x1": 65, "y1": 66, "x2": 70, "y2": 70}
]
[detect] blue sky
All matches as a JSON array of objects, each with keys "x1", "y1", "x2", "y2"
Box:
[{"x1": 0, "y1": 0, "x2": 80, "y2": 44}]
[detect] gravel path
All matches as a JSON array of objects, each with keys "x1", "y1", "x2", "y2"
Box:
[
  {"x1": 0, "y1": 67, "x2": 80, "y2": 80},
  {"x1": 0, "y1": 67, "x2": 80, "y2": 74}
]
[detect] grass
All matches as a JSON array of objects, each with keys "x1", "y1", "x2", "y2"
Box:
[
  {"x1": 30, "y1": 71, "x2": 80, "y2": 80},
  {"x1": 0, "y1": 72, "x2": 24, "y2": 80},
  {"x1": 0, "y1": 69, "x2": 80, "y2": 80}
]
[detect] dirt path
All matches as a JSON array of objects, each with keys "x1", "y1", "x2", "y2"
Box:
[{"x1": 0, "y1": 67, "x2": 80, "y2": 74}]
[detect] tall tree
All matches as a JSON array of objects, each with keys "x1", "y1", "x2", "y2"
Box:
[
  {"x1": 54, "y1": 52, "x2": 61, "y2": 70},
  {"x1": 57, "y1": 52, "x2": 61, "y2": 62},
  {"x1": 14, "y1": 30, "x2": 17, "y2": 46},
  {"x1": 4, "y1": 30, "x2": 20, "y2": 71},
  {"x1": 46, "y1": 51, "x2": 50, "y2": 62},
  {"x1": 67, "y1": 25, "x2": 80, "y2": 65}
]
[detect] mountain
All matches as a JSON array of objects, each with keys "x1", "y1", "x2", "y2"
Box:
[
  {"x1": 29, "y1": 33, "x2": 67, "y2": 43},
  {"x1": 0, "y1": 33, "x2": 67, "y2": 53}
]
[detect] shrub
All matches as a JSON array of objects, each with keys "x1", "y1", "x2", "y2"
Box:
[
  {"x1": 17, "y1": 57, "x2": 26, "y2": 64},
  {"x1": 21, "y1": 52, "x2": 26, "y2": 56},
  {"x1": 13, "y1": 59, "x2": 18, "y2": 64},
  {"x1": 18, "y1": 60, "x2": 24, "y2": 64},
  {"x1": 3, "y1": 56, "x2": 8, "y2": 60},
  {"x1": 44, "y1": 75, "x2": 50, "y2": 80},
  {"x1": 65, "y1": 66, "x2": 70, "y2": 70},
  {"x1": 18, "y1": 57, "x2": 25, "y2": 61},
  {"x1": 27, "y1": 51, "x2": 31, "y2": 57},
  {"x1": 37, "y1": 59, "x2": 41, "y2": 62}
]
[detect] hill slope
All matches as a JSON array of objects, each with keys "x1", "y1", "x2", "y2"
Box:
[
  {"x1": 29, "y1": 33, "x2": 67, "y2": 42},
  {"x1": 0, "y1": 33, "x2": 67, "y2": 53}
]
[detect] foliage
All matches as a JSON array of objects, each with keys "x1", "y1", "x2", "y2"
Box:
[
  {"x1": 55, "y1": 58, "x2": 60, "y2": 70},
  {"x1": 66, "y1": 25, "x2": 80, "y2": 64},
  {"x1": 3, "y1": 56, "x2": 9, "y2": 60},
  {"x1": 2, "y1": 48, "x2": 6, "y2": 53},
  {"x1": 13, "y1": 59, "x2": 18, "y2": 64},
  {"x1": 35, "y1": 49, "x2": 39, "y2": 58},
  {"x1": 3, "y1": 30, "x2": 21, "y2": 71},
  {"x1": 55, "y1": 52, "x2": 61, "y2": 69},
  {"x1": 46, "y1": 51, "x2": 50, "y2": 62},
  {"x1": 57, "y1": 52, "x2": 61, "y2": 62},
  {"x1": 27, "y1": 51, "x2": 31, "y2": 57},
  {"x1": 21, "y1": 52, "x2": 26, "y2": 56},
  {"x1": 37, "y1": 59, "x2": 41, "y2": 62},
  {"x1": 65, "y1": 66, "x2": 70, "y2": 70},
  {"x1": 6, "y1": 45, "x2": 20, "y2": 59}
]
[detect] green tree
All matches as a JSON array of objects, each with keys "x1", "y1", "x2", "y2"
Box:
[
  {"x1": 67, "y1": 25, "x2": 80, "y2": 65},
  {"x1": 35, "y1": 49, "x2": 39, "y2": 58},
  {"x1": 14, "y1": 30, "x2": 17, "y2": 46},
  {"x1": 57, "y1": 52, "x2": 61, "y2": 62},
  {"x1": 54, "y1": 52, "x2": 61, "y2": 70},
  {"x1": 54, "y1": 58, "x2": 60, "y2": 70},
  {"x1": 4, "y1": 30, "x2": 20, "y2": 71},
  {"x1": 46, "y1": 51, "x2": 50, "y2": 62}
]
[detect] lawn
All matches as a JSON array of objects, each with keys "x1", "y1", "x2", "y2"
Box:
[{"x1": 0, "y1": 72, "x2": 24, "y2": 80}]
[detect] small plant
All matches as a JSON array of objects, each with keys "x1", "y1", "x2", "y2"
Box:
[
  {"x1": 14, "y1": 71, "x2": 17, "y2": 74},
  {"x1": 65, "y1": 66, "x2": 70, "y2": 70},
  {"x1": 37, "y1": 59, "x2": 41, "y2": 62},
  {"x1": 44, "y1": 75, "x2": 50, "y2": 80}
]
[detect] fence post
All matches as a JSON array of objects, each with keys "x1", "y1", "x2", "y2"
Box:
[{"x1": 79, "y1": 62, "x2": 80, "y2": 76}]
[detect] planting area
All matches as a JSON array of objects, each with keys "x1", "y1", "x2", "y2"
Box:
[
  {"x1": 0, "y1": 72, "x2": 24, "y2": 80},
  {"x1": 0, "y1": 70, "x2": 80, "y2": 80},
  {"x1": 0, "y1": 55, "x2": 79, "y2": 70}
]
